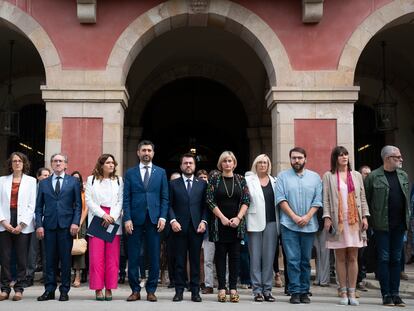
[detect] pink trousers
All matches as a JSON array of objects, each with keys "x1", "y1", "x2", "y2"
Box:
[{"x1": 89, "y1": 207, "x2": 120, "y2": 290}]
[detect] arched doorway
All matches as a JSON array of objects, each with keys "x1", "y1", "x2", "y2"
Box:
[
  {"x1": 141, "y1": 77, "x2": 248, "y2": 174},
  {"x1": 0, "y1": 19, "x2": 46, "y2": 175},
  {"x1": 124, "y1": 25, "x2": 271, "y2": 175},
  {"x1": 354, "y1": 13, "x2": 414, "y2": 176}
]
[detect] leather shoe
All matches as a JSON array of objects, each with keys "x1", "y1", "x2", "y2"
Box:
[
  {"x1": 264, "y1": 293, "x2": 276, "y2": 302},
  {"x1": 59, "y1": 292, "x2": 69, "y2": 301},
  {"x1": 173, "y1": 292, "x2": 183, "y2": 302},
  {"x1": 201, "y1": 287, "x2": 213, "y2": 294},
  {"x1": 147, "y1": 292, "x2": 157, "y2": 302},
  {"x1": 37, "y1": 291, "x2": 55, "y2": 301},
  {"x1": 191, "y1": 294, "x2": 202, "y2": 302},
  {"x1": 127, "y1": 292, "x2": 141, "y2": 301},
  {"x1": 289, "y1": 293, "x2": 300, "y2": 304}
]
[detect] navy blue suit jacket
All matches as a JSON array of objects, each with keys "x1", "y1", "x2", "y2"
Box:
[
  {"x1": 168, "y1": 177, "x2": 207, "y2": 233},
  {"x1": 35, "y1": 174, "x2": 82, "y2": 230},
  {"x1": 123, "y1": 164, "x2": 169, "y2": 225}
]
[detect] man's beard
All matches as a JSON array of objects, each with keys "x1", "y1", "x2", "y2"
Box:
[{"x1": 291, "y1": 162, "x2": 305, "y2": 173}]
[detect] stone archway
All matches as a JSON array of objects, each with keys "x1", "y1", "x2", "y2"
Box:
[
  {"x1": 0, "y1": 0, "x2": 61, "y2": 84},
  {"x1": 338, "y1": 0, "x2": 414, "y2": 77},
  {"x1": 107, "y1": 0, "x2": 291, "y2": 88}
]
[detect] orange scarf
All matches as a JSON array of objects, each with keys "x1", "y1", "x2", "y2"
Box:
[{"x1": 337, "y1": 171, "x2": 359, "y2": 232}]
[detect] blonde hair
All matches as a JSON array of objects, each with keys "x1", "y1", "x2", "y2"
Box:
[
  {"x1": 217, "y1": 151, "x2": 237, "y2": 171},
  {"x1": 250, "y1": 154, "x2": 272, "y2": 175}
]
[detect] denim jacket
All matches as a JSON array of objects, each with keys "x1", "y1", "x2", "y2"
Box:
[{"x1": 364, "y1": 166, "x2": 410, "y2": 231}]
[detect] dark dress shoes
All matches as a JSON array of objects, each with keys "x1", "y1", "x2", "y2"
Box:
[
  {"x1": 264, "y1": 293, "x2": 276, "y2": 302},
  {"x1": 127, "y1": 292, "x2": 141, "y2": 301},
  {"x1": 147, "y1": 292, "x2": 157, "y2": 302},
  {"x1": 191, "y1": 294, "x2": 202, "y2": 302},
  {"x1": 173, "y1": 292, "x2": 183, "y2": 302},
  {"x1": 37, "y1": 291, "x2": 55, "y2": 301},
  {"x1": 289, "y1": 293, "x2": 300, "y2": 304},
  {"x1": 59, "y1": 292, "x2": 69, "y2": 301},
  {"x1": 299, "y1": 293, "x2": 311, "y2": 304}
]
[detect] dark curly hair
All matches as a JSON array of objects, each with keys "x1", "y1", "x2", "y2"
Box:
[
  {"x1": 91, "y1": 154, "x2": 118, "y2": 180},
  {"x1": 7, "y1": 152, "x2": 30, "y2": 175}
]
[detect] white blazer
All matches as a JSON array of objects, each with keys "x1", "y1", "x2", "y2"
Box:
[
  {"x1": 85, "y1": 175, "x2": 123, "y2": 235},
  {"x1": 0, "y1": 174, "x2": 37, "y2": 233},
  {"x1": 245, "y1": 172, "x2": 280, "y2": 233}
]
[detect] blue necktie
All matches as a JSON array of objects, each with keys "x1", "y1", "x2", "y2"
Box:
[
  {"x1": 143, "y1": 166, "x2": 150, "y2": 189},
  {"x1": 186, "y1": 178, "x2": 192, "y2": 194}
]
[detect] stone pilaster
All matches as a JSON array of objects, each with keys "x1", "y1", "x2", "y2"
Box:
[
  {"x1": 41, "y1": 86, "x2": 128, "y2": 173},
  {"x1": 266, "y1": 86, "x2": 359, "y2": 174}
]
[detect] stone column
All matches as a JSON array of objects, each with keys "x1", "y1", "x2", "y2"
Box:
[
  {"x1": 41, "y1": 86, "x2": 128, "y2": 174},
  {"x1": 247, "y1": 127, "x2": 272, "y2": 168},
  {"x1": 266, "y1": 87, "x2": 359, "y2": 175}
]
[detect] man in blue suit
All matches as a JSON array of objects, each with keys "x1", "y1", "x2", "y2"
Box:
[
  {"x1": 123, "y1": 140, "x2": 169, "y2": 302},
  {"x1": 169, "y1": 153, "x2": 207, "y2": 302},
  {"x1": 35, "y1": 153, "x2": 81, "y2": 301}
]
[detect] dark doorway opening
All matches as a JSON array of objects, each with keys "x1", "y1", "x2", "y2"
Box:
[
  {"x1": 354, "y1": 104, "x2": 385, "y2": 171},
  {"x1": 141, "y1": 77, "x2": 249, "y2": 176},
  {"x1": 8, "y1": 104, "x2": 46, "y2": 175}
]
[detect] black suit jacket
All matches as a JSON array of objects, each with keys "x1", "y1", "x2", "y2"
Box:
[{"x1": 168, "y1": 176, "x2": 207, "y2": 233}]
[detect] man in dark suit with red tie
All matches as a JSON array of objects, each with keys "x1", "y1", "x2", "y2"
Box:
[{"x1": 169, "y1": 153, "x2": 207, "y2": 302}]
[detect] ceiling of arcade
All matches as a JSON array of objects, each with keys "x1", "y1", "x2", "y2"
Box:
[
  {"x1": 355, "y1": 18, "x2": 414, "y2": 113},
  {"x1": 125, "y1": 26, "x2": 270, "y2": 128},
  {"x1": 0, "y1": 19, "x2": 45, "y2": 109}
]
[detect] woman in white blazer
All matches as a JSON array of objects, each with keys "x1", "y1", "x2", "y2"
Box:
[
  {"x1": 245, "y1": 154, "x2": 279, "y2": 302},
  {"x1": 0, "y1": 152, "x2": 36, "y2": 301},
  {"x1": 85, "y1": 154, "x2": 123, "y2": 301}
]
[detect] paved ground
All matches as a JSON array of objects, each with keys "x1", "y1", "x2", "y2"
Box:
[{"x1": 1, "y1": 265, "x2": 413, "y2": 310}]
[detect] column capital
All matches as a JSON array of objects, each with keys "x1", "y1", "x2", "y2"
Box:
[
  {"x1": 266, "y1": 86, "x2": 360, "y2": 110},
  {"x1": 41, "y1": 86, "x2": 129, "y2": 109}
]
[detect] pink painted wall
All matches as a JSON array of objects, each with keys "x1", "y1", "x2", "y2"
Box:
[
  {"x1": 294, "y1": 119, "x2": 337, "y2": 176},
  {"x1": 6, "y1": 0, "x2": 392, "y2": 70},
  {"x1": 61, "y1": 117, "x2": 103, "y2": 179}
]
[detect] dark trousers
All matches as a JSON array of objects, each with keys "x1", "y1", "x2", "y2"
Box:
[
  {"x1": 44, "y1": 228, "x2": 73, "y2": 294},
  {"x1": 166, "y1": 233, "x2": 176, "y2": 285},
  {"x1": 0, "y1": 230, "x2": 30, "y2": 294},
  {"x1": 127, "y1": 214, "x2": 160, "y2": 293},
  {"x1": 357, "y1": 246, "x2": 367, "y2": 283},
  {"x1": 375, "y1": 226, "x2": 405, "y2": 297},
  {"x1": 173, "y1": 224, "x2": 203, "y2": 294},
  {"x1": 239, "y1": 239, "x2": 251, "y2": 285},
  {"x1": 215, "y1": 241, "x2": 240, "y2": 290}
]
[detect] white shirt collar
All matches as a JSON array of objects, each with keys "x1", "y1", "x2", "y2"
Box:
[
  {"x1": 139, "y1": 162, "x2": 152, "y2": 169},
  {"x1": 182, "y1": 174, "x2": 194, "y2": 182},
  {"x1": 53, "y1": 172, "x2": 65, "y2": 179}
]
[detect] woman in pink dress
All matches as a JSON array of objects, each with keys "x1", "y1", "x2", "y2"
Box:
[{"x1": 322, "y1": 146, "x2": 369, "y2": 306}]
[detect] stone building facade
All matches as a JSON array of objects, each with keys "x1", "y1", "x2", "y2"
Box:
[{"x1": 0, "y1": 0, "x2": 413, "y2": 180}]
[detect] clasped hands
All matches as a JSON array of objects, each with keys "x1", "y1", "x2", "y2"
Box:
[
  {"x1": 1, "y1": 221, "x2": 22, "y2": 235},
  {"x1": 171, "y1": 220, "x2": 206, "y2": 233},
  {"x1": 220, "y1": 216, "x2": 240, "y2": 228}
]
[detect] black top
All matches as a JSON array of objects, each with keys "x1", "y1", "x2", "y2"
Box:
[
  {"x1": 262, "y1": 180, "x2": 276, "y2": 223},
  {"x1": 384, "y1": 170, "x2": 406, "y2": 230},
  {"x1": 216, "y1": 176, "x2": 241, "y2": 242}
]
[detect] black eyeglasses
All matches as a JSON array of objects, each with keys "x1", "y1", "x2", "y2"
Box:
[{"x1": 389, "y1": 155, "x2": 403, "y2": 160}]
